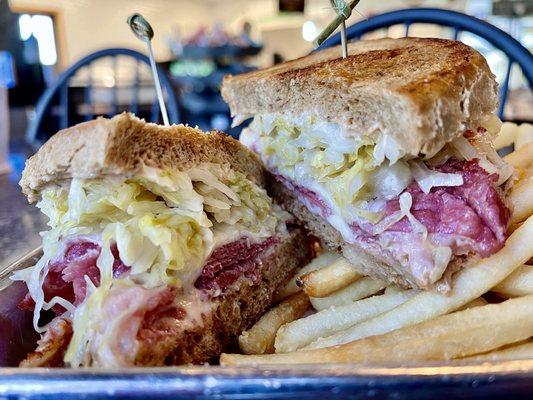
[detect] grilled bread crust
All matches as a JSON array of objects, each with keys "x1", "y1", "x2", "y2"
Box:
[
  {"x1": 20, "y1": 113, "x2": 266, "y2": 202},
  {"x1": 222, "y1": 38, "x2": 498, "y2": 157}
]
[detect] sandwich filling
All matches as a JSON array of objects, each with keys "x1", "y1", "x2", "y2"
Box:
[
  {"x1": 240, "y1": 113, "x2": 512, "y2": 289},
  {"x1": 13, "y1": 163, "x2": 291, "y2": 367}
]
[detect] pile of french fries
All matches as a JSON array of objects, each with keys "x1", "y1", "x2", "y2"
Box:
[{"x1": 221, "y1": 122, "x2": 533, "y2": 366}]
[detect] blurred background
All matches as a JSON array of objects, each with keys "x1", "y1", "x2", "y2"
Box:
[
  {"x1": 0, "y1": 0, "x2": 531, "y2": 267},
  {"x1": 0, "y1": 0, "x2": 532, "y2": 171}
]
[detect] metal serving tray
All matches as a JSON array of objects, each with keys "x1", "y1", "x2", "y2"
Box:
[{"x1": 1, "y1": 249, "x2": 532, "y2": 400}]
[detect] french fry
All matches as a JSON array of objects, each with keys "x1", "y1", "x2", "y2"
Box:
[
  {"x1": 492, "y1": 264, "x2": 533, "y2": 297},
  {"x1": 384, "y1": 285, "x2": 404, "y2": 295},
  {"x1": 493, "y1": 121, "x2": 515, "y2": 150},
  {"x1": 456, "y1": 297, "x2": 488, "y2": 311},
  {"x1": 275, "y1": 290, "x2": 416, "y2": 353},
  {"x1": 302, "y1": 216, "x2": 533, "y2": 350},
  {"x1": 310, "y1": 277, "x2": 386, "y2": 311},
  {"x1": 272, "y1": 252, "x2": 341, "y2": 302},
  {"x1": 298, "y1": 257, "x2": 362, "y2": 298},
  {"x1": 463, "y1": 341, "x2": 533, "y2": 361},
  {"x1": 281, "y1": 294, "x2": 481, "y2": 356},
  {"x1": 238, "y1": 292, "x2": 309, "y2": 355},
  {"x1": 515, "y1": 123, "x2": 533, "y2": 150},
  {"x1": 220, "y1": 296, "x2": 533, "y2": 366},
  {"x1": 272, "y1": 275, "x2": 303, "y2": 304},
  {"x1": 504, "y1": 142, "x2": 533, "y2": 169},
  {"x1": 509, "y1": 176, "x2": 533, "y2": 225}
]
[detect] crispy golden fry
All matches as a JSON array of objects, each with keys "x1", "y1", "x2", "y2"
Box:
[
  {"x1": 238, "y1": 292, "x2": 310, "y2": 355},
  {"x1": 509, "y1": 176, "x2": 533, "y2": 225},
  {"x1": 493, "y1": 121, "x2": 515, "y2": 150},
  {"x1": 275, "y1": 290, "x2": 416, "y2": 353},
  {"x1": 309, "y1": 277, "x2": 386, "y2": 311},
  {"x1": 298, "y1": 257, "x2": 362, "y2": 298},
  {"x1": 384, "y1": 285, "x2": 404, "y2": 295},
  {"x1": 463, "y1": 341, "x2": 533, "y2": 361},
  {"x1": 515, "y1": 123, "x2": 533, "y2": 150},
  {"x1": 302, "y1": 216, "x2": 533, "y2": 350},
  {"x1": 492, "y1": 264, "x2": 533, "y2": 298},
  {"x1": 272, "y1": 252, "x2": 341, "y2": 302},
  {"x1": 456, "y1": 297, "x2": 488, "y2": 311},
  {"x1": 504, "y1": 142, "x2": 533, "y2": 169},
  {"x1": 221, "y1": 296, "x2": 533, "y2": 366}
]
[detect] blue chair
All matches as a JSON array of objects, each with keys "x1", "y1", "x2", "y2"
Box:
[
  {"x1": 26, "y1": 48, "x2": 180, "y2": 146},
  {"x1": 319, "y1": 8, "x2": 533, "y2": 119}
]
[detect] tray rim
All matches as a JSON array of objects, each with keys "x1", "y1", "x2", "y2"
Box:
[
  {"x1": 2, "y1": 358, "x2": 533, "y2": 376},
  {"x1": 1, "y1": 361, "x2": 533, "y2": 398}
]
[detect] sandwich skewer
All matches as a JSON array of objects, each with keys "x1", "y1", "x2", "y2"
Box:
[
  {"x1": 329, "y1": 0, "x2": 350, "y2": 58},
  {"x1": 127, "y1": 13, "x2": 169, "y2": 126},
  {"x1": 314, "y1": 0, "x2": 361, "y2": 54}
]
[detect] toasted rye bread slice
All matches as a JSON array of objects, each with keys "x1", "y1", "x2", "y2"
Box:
[
  {"x1": 20, "y1": 227, "x2": 313, "y2": 367},
  {"x1": 222, "y1": 37, "x2": 498, "y2": 157},
  {"x1": 20, "y1": 113, "x2": 266, "y2": 202}
]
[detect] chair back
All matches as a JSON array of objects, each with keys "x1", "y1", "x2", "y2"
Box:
[
  {"x1": 27, "y1": 48, "x2": 180, "y2": 145},
  {"x1": 319, "y1": 8, "x2": 533, "y2": 119}
]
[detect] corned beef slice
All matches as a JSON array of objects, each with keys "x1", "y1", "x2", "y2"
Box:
[
  {"x1": 382, "y1": 160, "x2": 509, "y2": 256},
  {"x1": 20, "y1": 235, "x2": 279, "y2": 315},
  {"x1": 195, "y1": 236, "x2": 277, "y2": 291},
  {"x1": 19, "y1": 242, "x2": 128, "y2": 312},
  {"x1": 277, "y1": 159, "x2": 510, "y2": 281}
]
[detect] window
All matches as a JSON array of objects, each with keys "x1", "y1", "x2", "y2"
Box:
[{"x1": 18, "y1": 14, "x2": 57, "y2": 66}]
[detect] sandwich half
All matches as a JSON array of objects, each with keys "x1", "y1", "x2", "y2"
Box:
[
  {"x1": 222, "y1": 37, "x2": 513, "y2": 292},
  {"x1": 14, "y1": 113, "x2": 313, "y2": 367}
]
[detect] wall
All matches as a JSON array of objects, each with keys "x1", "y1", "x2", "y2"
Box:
[
  {"x1": 9, "y1": 0, "x2": 212, "y2": 67},
  {"x1": 8, "y1": 0, "x2": 467, "y2": 70}
]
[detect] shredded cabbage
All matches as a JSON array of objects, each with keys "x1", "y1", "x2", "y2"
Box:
[
  {"x1": 366, "y1": 161, "x2": 412, "y2": 199},
  {"x1": 246, "y1": 113, "x2": 512, "y2": 229},
  {"x1": 243, "y1": 113, "x2": 510, "y2": 288},
  {"x1": 386, "y1": 193, "x2": 452, "y2": 284},
  {"x1": 64, "y1": 279, "x2": 172, "y2": 368},
  {"x1": 468, "y1": 132, "x2": 514, "y2": 185},
  {"x1": 248, "y1": 114, "x2": 411, "y2": 217},
  {"x1": 371, "y1": 210, "x2": 404, "y2": 235},
  {"x1": 398, "y1": 192, "x2": 427, "y2": 239},
  {"x1": 12, "y1": 164, "x2": 284, "y2": 335},
  {"x1": 64, "y1": 279, "x2": 108, "y2": 367},
  {"x1": 451, "y1": 136, "x2": 513, "y2": 185},
  {"x1": 410, "y1": 160, "x2": 463, "y2": 194},
  {"x1": 244, "y1": 113, "x2": 513, "y2": 249}
]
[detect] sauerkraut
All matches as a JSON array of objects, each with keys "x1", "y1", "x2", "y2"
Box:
[{"x1": 12, "y1": 163, "x2": 287, "y2": 336}]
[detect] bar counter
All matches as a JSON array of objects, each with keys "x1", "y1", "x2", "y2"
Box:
[{"x1": 0, "y1": 172, "x2": 45, "y2": 269}]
